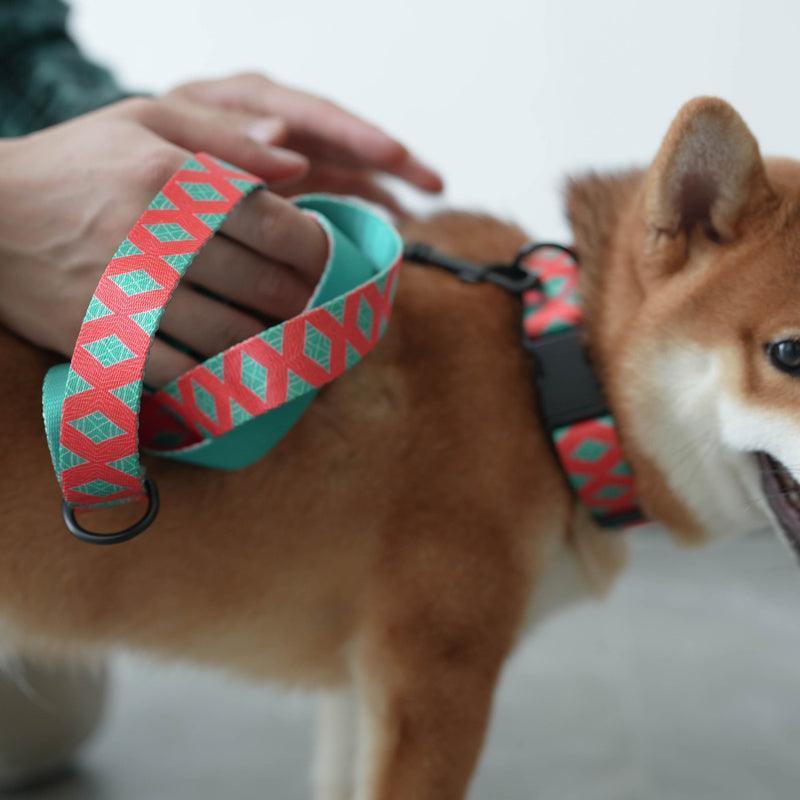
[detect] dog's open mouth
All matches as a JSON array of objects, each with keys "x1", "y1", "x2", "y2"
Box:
[{"x1": 757, "y1": 452, "x2": 800, "y2": 555}]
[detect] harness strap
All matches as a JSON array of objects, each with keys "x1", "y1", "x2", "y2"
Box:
[
  {"x1": 519, "y1": 244, "x2": 641, "y2": 527},
  {"x1": 404, "y1": 239, "x2": 643, "y2": 528},
  {"x1": 43, "y1": 153, "x2": 402, "y2": 520}
]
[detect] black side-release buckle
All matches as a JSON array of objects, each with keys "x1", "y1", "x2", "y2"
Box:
[
  {"x1": 403, "y1": 243, "x2": 540, "y2": 294},
  {"x1": 525, "y1": 329, "x2": 645, "y2": 528},
  {"x1": 523, "y1": 328, "x2": 608, "y2": 432}
]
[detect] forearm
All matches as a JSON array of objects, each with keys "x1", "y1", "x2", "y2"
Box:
[{"x1": 0, "y1": 0, "x2": 130, "y2": 136}]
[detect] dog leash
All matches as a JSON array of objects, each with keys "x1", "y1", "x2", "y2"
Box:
[
  {"x1": 42, "y1": 153, "x2": 402, "y2": 544},
  {"x1": 404, "y1": 242, "x2": 643, "y2": 528}
]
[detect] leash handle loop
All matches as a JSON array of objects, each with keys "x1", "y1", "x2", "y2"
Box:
[
  {"x1": 42, "y1": 155, "x2": 404, "y2": 543},
  {"x1": 51, "y1": 153, "x2": 263, "y2": 514}
]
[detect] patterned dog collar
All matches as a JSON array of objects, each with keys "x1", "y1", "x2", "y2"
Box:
[
  {"x1": 519, "y1": 244, "x2": 642, "y2": 528},
  {"x1": 404, "y1": 242, "x2": 644, "y2": 529}
]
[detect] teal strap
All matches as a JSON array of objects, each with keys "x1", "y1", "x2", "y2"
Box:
[{"x1": 146, "y1": 195, "x2": 402, "y2": 469}]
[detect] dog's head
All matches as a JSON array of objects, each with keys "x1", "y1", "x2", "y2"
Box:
[{"x1": 569, "y1": 97, "x2": 800, "y2": 551}]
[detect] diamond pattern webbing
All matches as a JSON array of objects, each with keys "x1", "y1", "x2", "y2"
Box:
[
  {"x1": 139, "y1": 260, "x2": 399, "y2": 450},
  {"x1": 55, "y1": 154, "x2": 402, "y2": 510},
  {"x1": 520, "y1": 247, "x2": 639, "y2": 525},
  {"x1": 58, "y1": 154, "x2": 264, "y2": 507},
  {"x1": 553, "y1": 416, "x2": 638, "y2": 520}
]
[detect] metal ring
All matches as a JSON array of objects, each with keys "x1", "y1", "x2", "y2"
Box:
[
  {"x1": 513, "y1": 241, "x2": 579, "y2": 269},
  {"x1": 62, "y1": 478, "x2": 159, "y2": 545}
]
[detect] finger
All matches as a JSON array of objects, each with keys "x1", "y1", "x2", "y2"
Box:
[
  {"x1": 221, "y1": 191, "x2": 328, "y2": 282},
  {"x1": 288, "y1": 128, "x2": 444, "y2": 194},
  {"x1": 145, "y1": 338, "x2": 198, "y2": 387},
  {"x1": 272, "y1": 162, "x2": 409, "y2": 218},
  {"x1": 133, "y1": 98, "x2": 309, "y2": 183},
  {"x1": 389, "y1": 153, "x2": 445, "y2": 194},
  {"x1": 258, "y1": 81, "x2": 445, "y2": 191},
  {"x1": 189, "y1": 234, "x2": 314, "y2": 318},
  {"x1": 159, "y1": 285, "x2": 265, "y2": 359},
  {"x1": 186, "y1": 75, "x2": 444, "y2": 192},
  {"x1": 243, "y1": 116, "x2": 289, "y2": 147}
]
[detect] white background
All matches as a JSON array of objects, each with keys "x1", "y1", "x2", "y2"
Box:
[{"x1": 72, "y1": 0, "x2": 800, "y2": 242}]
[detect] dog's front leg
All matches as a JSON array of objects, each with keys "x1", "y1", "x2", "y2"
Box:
[
  {"x1": 349, "y1": 540, "x2": 526, "y2": 800},
  {"x1": 313, "y1": 687, "x2": 359, "y2": 800},
  {"x1": 351, "y1": 627, "x2": 507, "y2": 800}
]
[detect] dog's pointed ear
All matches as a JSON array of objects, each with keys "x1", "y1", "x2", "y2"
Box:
[{"x1": 644, "y1": 97, "x2": 773, "y2": 263}]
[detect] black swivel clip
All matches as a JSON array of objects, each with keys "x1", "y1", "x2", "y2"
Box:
[{"x1": 403, "y1": 242, "x2": 541, "y2": 295}]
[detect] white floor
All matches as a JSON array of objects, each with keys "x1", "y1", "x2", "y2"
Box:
[{"x1": 9, "y1": 528, "x2": 800, "y2": 800}]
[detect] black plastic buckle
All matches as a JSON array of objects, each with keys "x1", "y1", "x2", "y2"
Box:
[
  {"x1": 403, "y1": 242, "x2": 541, "y2": 294},
  {"x1": 523, "y1": 328, "x2": 608, "y2": 432},
  {"x1": 524, "y1": 329, "x2": 645, "y2": 529},
  {"x1": 62, "y1": 478, "x2": 159, "y2": 545}
]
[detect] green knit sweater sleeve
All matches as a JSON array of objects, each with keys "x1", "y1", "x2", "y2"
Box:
[{"x1": 0, "y1": 0, "x2": 130, "y2": 136}]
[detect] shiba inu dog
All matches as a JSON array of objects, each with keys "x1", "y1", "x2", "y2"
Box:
[{"x1": 0, "y1": 95, "x2": 796, "y2": 799}]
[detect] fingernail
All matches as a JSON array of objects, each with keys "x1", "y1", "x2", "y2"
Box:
[
  {"x1": 410, "y1": 156, "x2": 445, "y2": 192},
  {"x1": 246, "y1": 117, "x2": 285, "y2": 145},
  {"x1": 269, "y1": 146, "x2": 308, "y2": 171}
]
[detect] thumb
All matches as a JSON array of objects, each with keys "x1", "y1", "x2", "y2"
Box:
[{"x1": 134, "y1": 98, "x2": 307, "y2": 183}]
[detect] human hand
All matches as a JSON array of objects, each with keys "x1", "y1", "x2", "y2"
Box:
[
  {"x1": 166, "y1": 73, "x2": 444, "y2": 215},
  {"x1": 0, "y1": 98, "x2": 328, "y2": 386}
]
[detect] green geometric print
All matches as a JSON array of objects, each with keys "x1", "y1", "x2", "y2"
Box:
[
  {"x1": 69, "y1": 410, "x2": 125, "y2": 443},
  {"x1": 110, "y1": 269, "x2": 163, "y2": 296},
  {"x1": 83, "y1": 334, "x2": 136, "y2": 367}
]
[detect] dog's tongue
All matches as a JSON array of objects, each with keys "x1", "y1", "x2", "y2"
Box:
[{"x1": 757, "y1": 452, "x2": 800, "y2": 558}]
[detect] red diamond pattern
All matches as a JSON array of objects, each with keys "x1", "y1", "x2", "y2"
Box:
[
  {"x1": 553, "y1": 417, "x2": 637, "y2": 518},
  {"x1": 521, "y1": 247, "x2": 582, "y2": 336},
  {"x1": 139, "y1": 264, "x2": 400, "y2": 448},
  {"x1": 59, "y1": 154, "x2": 264, "y2": 507},
  {"x1": 522, "y1": 246, "x2": 641, "y2": 525}
]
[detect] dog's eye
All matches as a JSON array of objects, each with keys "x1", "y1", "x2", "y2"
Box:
[{"x1": 768, "y1": 339, "x2": 800, "y2": 374}]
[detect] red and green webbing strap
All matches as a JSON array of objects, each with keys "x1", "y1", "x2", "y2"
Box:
[
  {"x1": 521, "y1": 246, "x2": 639, "y2": 525},
  {"x1": 42, "y1": 153, "x2": 402, "y2": 535}
]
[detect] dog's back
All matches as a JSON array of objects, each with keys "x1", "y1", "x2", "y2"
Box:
[{"x1": 0, "y1": 212, "x2": 593, "y2": 681}]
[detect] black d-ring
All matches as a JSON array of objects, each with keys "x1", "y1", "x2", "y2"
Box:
[
  {"x1": 62, "y1": 478, "x2": 159, "y2": 545},
  {"x1": 512, "y1": 241, "x2": 579, "y2": 269}
]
